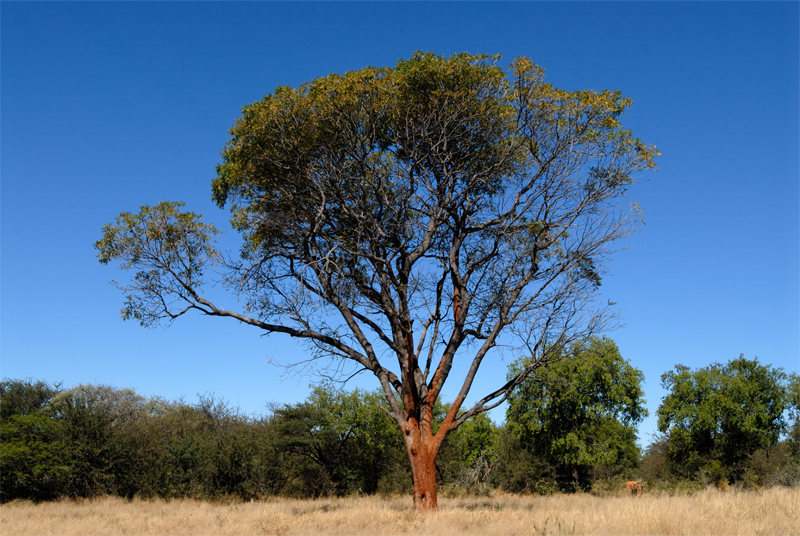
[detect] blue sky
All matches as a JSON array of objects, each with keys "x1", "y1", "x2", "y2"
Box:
[{"x1": 2, "y1": 1, "x2": 798, "y2": 444}]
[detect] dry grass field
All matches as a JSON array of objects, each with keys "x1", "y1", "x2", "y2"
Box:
[{"x1": 1, "y1": 487, "x2": 798, "y2": 536}]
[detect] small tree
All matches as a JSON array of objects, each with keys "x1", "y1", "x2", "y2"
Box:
[
  {"x1": 271, "y1": 385, "x2": 398, "y2": 496},
  {"x1": 657, "y1": 356, "x2": 797, "y2": 483},
  {"x1": 48, "y1": 384, "x2": 151, "y2": 497},
  {"x1": 96, "y1": 52, "x2": 657, "y2": 508},
  {"x1": 437, "y1": 411, "x2": 499, "y2": 493},
  {"x1": 506, "y1": 337, "x2": 647, "y2": 490}
]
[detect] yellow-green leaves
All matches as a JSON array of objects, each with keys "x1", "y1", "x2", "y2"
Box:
[
  {"x1": 95, "y1": 202, "x2": 220, "y2": 327},
  {"x1": 96, "y1": 201, "x2": 218, "y2": 268}
]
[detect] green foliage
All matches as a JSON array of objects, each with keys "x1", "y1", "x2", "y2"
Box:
[
  {"x1": 740, "y1": 443, "x2": 797, "y2": 489},
  {"x1": 205, "y1": 51, "x2": 658, "y2": 339},
  {"x1": 148, "y1": 395, "x2": 282, "y2": 500},
  {"x1": 488, "y1": 429, "x2": 557, "y2": 494},
  {"x1": 0, "y1": 379, "x2": 69, "y2": 502},
  {"x1": 0, "y1": 413, "x2": 70, "y2": 502},
  {"x1": 438, "y1": 412, "x2": 500, "y2": 494},
  {"x1": 11, "y1": 364, "x2": 798, "y2": 503},
  {"x1": 271, "y1": 385, "x2": 405, "y2": 496},
  {"x1": 48, "y1": 384, "x2": 152, "y2": 497},
  {"x1": 786, "y1": 374, "x2": 800, "y2": 461},
  {"x1": 506, "y1": 337, "x2": 647, "y2": 491},
  {"x1": 657, "y1": 356, "x2": 796, "y2": 483},
  {"x1": 638, "y1": 433, "x2": 671, "y2": 485},
  {"x1": 1, "y1": 380, "x2": 408, "y2": 502},
  {"x1": 213, "y1": 53, "x2": 657, "y2": 249},
  {"x1": 212, "y1": 52, "x2": 518, "y2": 252}
]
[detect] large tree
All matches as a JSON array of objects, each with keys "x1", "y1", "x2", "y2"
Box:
[
  {"x1": 658, "y1": 356, "x2": 798, "y2": 483},
  {"x1": 96, "y1": 52, "x2": 657, "y2": 508}
]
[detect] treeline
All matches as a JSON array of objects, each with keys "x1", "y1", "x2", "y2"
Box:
[
  {"x1": 2, "y1": 344, "x2": 798, "y2": 503},
  {"x1": 0, "y1": 380, "x2": 497, "y2": 502}
]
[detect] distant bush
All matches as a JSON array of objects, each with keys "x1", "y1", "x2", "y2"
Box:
[{"x1": 771, "y1": 462, "x2": 800, "y2": 487}]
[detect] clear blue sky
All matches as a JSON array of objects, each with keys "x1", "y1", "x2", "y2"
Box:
[{"x1": 2, "y1": 2, "x2": 798, "y2": 445}]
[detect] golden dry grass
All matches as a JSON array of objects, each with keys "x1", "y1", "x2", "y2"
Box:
[{"x1": 2, "y1": 487, "x2": 798, "y2": 536}]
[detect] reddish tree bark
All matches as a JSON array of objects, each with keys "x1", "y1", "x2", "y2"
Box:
[
  {"x1": 408, "y1": 440, "x2": 439, "y2": 509},
  {"x1": 400, "y1": 408, "x2": 451, "y2": 510},
  {"x1": 400, "y1": 375, "x2": 462, "y2": 509}
]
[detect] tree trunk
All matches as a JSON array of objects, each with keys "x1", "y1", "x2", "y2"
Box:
[{"x1": 407, "y1": 435, "x2": 440, "y2": 509}]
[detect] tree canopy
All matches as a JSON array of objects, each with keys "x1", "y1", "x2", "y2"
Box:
[
  {"x1": 97, "y1": 52, "x2": 657, "y2": 508},
  {"x1": 657, "y1": 356, "x2": 798, "y2": 483}
]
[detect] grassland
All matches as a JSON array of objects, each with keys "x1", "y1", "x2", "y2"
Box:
[{"x1": 1, "y1": 486, "x2": 798, "y2": 536}]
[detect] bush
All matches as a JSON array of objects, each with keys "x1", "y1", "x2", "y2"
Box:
[
  {"x1": 0, "y1": 413, "x2": 70, "y2": 502},
  {"x1": 0, "y1": 379, "x2": 69, "y2": 502},
  {"x1": 489, "y1": 430, "x2": 556, "y2": 494},
  {"x1": 771, "y1": 463, "x2": 800, "y2": 487},
  {"x1": 0, "y1": 379, "x2": 61, "y2": 421}
]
